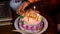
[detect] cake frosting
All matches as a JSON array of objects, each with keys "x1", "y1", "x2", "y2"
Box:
[
  {"x1": 19, "y1": 9, "x2": 43, "y2": 33},
  {"x1": 21, "y1": 10, "x2": 43, "y2": 25}
]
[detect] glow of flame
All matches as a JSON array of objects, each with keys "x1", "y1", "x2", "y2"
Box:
[{"x1": 34, "y1": 6, "x2": 36, "y2": 9}]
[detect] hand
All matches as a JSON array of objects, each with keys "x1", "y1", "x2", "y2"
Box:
[{"x1": 17, "y1": 2, "x2": 29, "y2": 15}]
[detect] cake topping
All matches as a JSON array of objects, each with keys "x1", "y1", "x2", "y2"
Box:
[{"x1": 20, "y1": 9, "x2": 42, "y2": 25}]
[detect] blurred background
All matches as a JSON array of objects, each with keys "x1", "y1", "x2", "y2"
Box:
[{"x1": 0, "y1": 0, "x2": 60, "y2": 34}]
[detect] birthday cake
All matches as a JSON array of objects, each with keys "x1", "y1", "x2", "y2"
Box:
[{"x1": 18, "y1": 9, "x2": 43, "y2": 33}]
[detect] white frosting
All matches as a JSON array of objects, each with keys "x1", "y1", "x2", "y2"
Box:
[{"x1": 22, "y1": 13, "x2": 42, "y2": 25}]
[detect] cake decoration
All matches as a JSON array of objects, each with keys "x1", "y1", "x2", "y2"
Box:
[{"x1": 18, "y1": 8, "x2": 44, "y2": 33}]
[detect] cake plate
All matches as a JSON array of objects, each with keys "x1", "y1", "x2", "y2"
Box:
[{"x1": 14, "y1": 16, "x2": 48, "y2": 34}]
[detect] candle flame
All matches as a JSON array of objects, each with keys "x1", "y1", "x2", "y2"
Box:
[{"x1": 34, "y1": 6, "x2": 36, "y2": 9}]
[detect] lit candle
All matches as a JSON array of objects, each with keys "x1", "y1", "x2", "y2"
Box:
[
  {"x1": 28, "y1": 14, "x2": 29, "y2": 21},
  {"x1": 33, "y1": 6, "x2": 36, "y2": 10}
]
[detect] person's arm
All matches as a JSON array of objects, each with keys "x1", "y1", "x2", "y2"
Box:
[
  {"x1": 17, "y1": 0, "x2": 41, "y2": 15},
  {"x1": 17, "y1": 1, "x2": 30, "y2": 15},
  {"x1": 19, "y1": 0, "x2": 40, "y2": 10}
]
